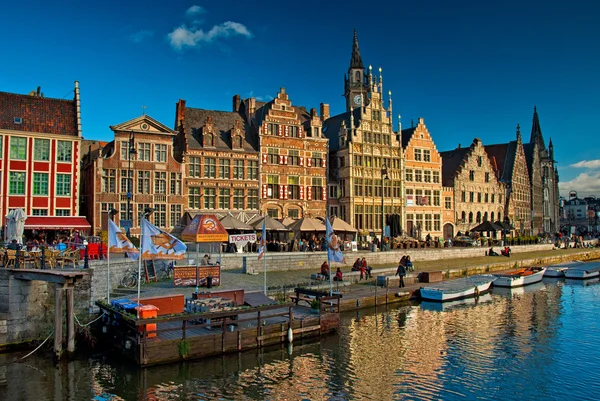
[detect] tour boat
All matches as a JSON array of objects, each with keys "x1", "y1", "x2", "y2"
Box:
[
  {"x1": 492, "y1": 280, "x2": 546, "y2": 297},
  {"x1": 563, "y1": 262, "x2": 600, "y2": 280},
  {"x1": 419, "y1": 274, "x2": 496, "y2": 302},
  {"x1": 493, "y1": 267, "x2": 546, "y2": 288},
  {"x1": 544, "y1": 260, "x2": 585, "y2": 277},
  {"x1": 420, "y1": 293, "x2": 492, "y2": 312}
]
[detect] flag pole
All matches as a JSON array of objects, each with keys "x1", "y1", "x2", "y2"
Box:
[
  {"x1": 137, "y1": 217, "x2": 144, "y2": 319},
  {"x1": 263, "y1": 216, "x2": 267, "y2": 295},
  {"x1": 107, "y1": 213, "x2": 111, "y2": 304},
  {"x1": 328, "y1": 213, "x2": 332, "y2": 297}
]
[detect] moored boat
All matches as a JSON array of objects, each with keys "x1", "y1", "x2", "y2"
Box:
[
  {"x1": 563, "y1": 262, "x2": 600, "y2": 280},
  {"x1": 420, "y1": 293, "x2": 493, "y2": 312},
  {"x1": 493, "y1": 267, "x2": 546, "y2": 288},
  {"x1": 492, "y1": 280, "x2": 546, "y2": 297},
  {"x1": 419, "y1": 274, "x2": 496, "y2": 302},
  {"x1": 544, "y1": 260, "x2": 585, "y2": 277}
]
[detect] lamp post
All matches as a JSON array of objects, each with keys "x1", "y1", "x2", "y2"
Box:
[
  {"x1": 127, "y1": 131, "x2": 137, "y2": 236},
  {"x1": 137, "y1": 207, "x2": 154, "y2": 318},
  {"x1": 503, "y1": 215, "x2": 510, "y2": 245},
  {"x1": 381, "y1": 164, "x2": 389, "y2": 251}
]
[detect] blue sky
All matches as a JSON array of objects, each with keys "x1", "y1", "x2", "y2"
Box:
[{"x1": 1, "y1": 1, "x2": 599, "y2": 196}]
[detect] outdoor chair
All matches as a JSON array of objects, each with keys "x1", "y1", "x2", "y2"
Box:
[
  {"x1": 59, "y1": 249, "x2": 80, "y2": 269},
  {"x1": 5, "y1": 250, "x2": 16, "y2": 268},
  {"x1": 23, "y1": 251, "x2": 37, "y2": 269},
  {"x1": 43, "y1": 249, "x2": 57, "y2": 269}
]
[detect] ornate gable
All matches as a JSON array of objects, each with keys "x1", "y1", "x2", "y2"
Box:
[{"x1": 110, "y1": 115, "x2": 175, "y2": 136}]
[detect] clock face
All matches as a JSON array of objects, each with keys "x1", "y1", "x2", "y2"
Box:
[{"x1": 353, "y1": 95, "x2": 362, "y2": 105}]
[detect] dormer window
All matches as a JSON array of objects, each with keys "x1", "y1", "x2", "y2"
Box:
[{"x1": 14, "y1": 117, "x2": 22, "y2": 124}]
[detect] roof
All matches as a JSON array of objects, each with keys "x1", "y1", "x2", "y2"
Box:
[
  {"x1": 523, "y1": 143, "x2": 535, "y2": 179},
  {"x1": 349, "y1": 29, "x2": 364, "y2": 69},
  {"x1": 322, "y1": 108, "x2": 361, "y2": 151},
  {"x1": 530, "y1": 106, "x2": 545, "y2": 149},
  {"x1": 0, "y1": 91, "x2": 78, "y2": 136},
  {"x1": 401, "y1": 127, "x2": 416, "y2": 149},
  {"x1": 183, "y1": 107, "x2": 257, "y2": 152},
  {"x1": 439, "y1": 147, "x2": 470, "y2": 186},
  {"x1": 485, "y1": 141, "x2": 518, "y2": 182}
]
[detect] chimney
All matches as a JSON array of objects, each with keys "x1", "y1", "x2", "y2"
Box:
[
  {"x1": 37, "y1": 86, "x2": 41, "y2": 96},
  {"x1": 232, "y1": 94, "x2": 241, "y2": 112},
  {"x1": 310, "y1": 108, "x2": 317, "y2": 118},
  {"x1": 74, "y1": 81, "x2": 82, "y2": 137},
  {"x1": 248, "y1": 98, "x2": 256, "y2": 116},
  {"x1": 175, "y1": 99, "x2": 186, "y2": 130},
  {"x1": 320, "y1": 103, "x2": 330, "y2": 120}
]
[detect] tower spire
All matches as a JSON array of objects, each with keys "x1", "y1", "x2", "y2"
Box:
[
  {"x1": 530, "y1": 105, "x2": 545, "y2": 148},
  {"x1": 350, "y1": 28, "x2": 364, "y2": 69}
]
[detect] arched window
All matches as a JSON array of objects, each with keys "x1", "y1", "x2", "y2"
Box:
[
  {"x1": 235, "y1": 136, "x2": 243, "y2": 148},
  {"x1": 476, "y1": 212, "x2": 482, "y2": 223},
  {"x1": 491, "y1": 212, "x2": 495, "y2": 222},
  {"x1": 483, "y1": 212, "x2": 488, "y2": 222},
  {"x1": 355, "y1": 71, "x2": 360, "y2": 82},
  {"x1": 461, "y1": 211, "x2": 466, "y2": 222},
  {"x1": 468, "y1": 212, "x2": 473, "y2": 223}
]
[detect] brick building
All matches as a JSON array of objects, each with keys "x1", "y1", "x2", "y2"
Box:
[
  {"x1": 81, "y1": 115, "x2": 186, "y2": 235},
  {"x1": 440, "y1": 138, "x2": 506, "y2": 236},
  {"x1": 323, "y1": 30, "x2": 404, "y2": 239},
  {"x1": 485, "y1": 126, "x2": 532, "y2": 234},
  {"x1": 402, "y1": 118, "x2": 443, "y2": 240},
  {"x1": 0, "y1": 82, "x2": 90, "y2": 232}
]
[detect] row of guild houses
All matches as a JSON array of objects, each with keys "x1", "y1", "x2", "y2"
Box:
[{"x1": 1, "y1": 31, "x2": 560, "y2": 241}]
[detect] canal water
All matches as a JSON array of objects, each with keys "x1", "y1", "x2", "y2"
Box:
[{"x1": 1, "y1": 278, "x2": 600, "y2": 400}]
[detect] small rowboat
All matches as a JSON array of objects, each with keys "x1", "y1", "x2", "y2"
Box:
[
  {"x1": 563, "y1": 262, "x2": 600, "y2": 280},
  {"x1": 493, "y1": 267, "x2": 546, "y2": 288},
  {"x1": 544, "y1": 260, "x2": 585, "y2": 277},
  {"x1": 419, "y1": 274, "x2": 496, "y2": 302}
]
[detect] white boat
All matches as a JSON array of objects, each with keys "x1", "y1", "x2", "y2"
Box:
[
  {"x1": 563, "y1": 262, "x2": 600, "y2": 280},
  {"x1": 493, "y1": 267, "x2": 546, "y2": 287},
  {"x1": 544, "y1": 260, "x2": 585, "y2": 277},
  {"x1": 492, "y1": 281, "x2": 546, "y2": 297},
  {"x1": 421, "y1": 293, "x2": 493, "y2": 312},
  {"x1": 419, "y1": 274, "x2": 496, "y2": 302}
]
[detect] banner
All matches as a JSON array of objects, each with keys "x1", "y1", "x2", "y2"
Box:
[
  {"x1": 257, "y1": 220, "x2": 266, "y2": 260},
  {"x1": 141, "y1": 218, "x2": 187, "y2": 260},
  {"x1": 107, "y1": 219, "x2": 139, "y2": 260},
  {"x1": 326, "y1": 218, "x2": 346, "y2": 263},
  {"x1": 229, "y1": 233, "x2": 257, "y2": 249}
]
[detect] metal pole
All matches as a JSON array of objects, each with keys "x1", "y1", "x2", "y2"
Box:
[
  {"x1": 381, "y1": 175, "x2": 385, "y2": 251},
  {"x1": 137, "y1": 216, "x2": 144, "y2": 319},
  {"x1": 107, "y1": 212, "x2": 111, "y2": 303}
]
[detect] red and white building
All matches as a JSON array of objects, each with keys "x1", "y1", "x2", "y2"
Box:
[{"x1": 0, "y1": 82, "x2": 90, "y2": 234}]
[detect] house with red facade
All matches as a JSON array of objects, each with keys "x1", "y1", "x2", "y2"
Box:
[{"x1": 0, "y1": 82, "x2": 90, "y2": 236}]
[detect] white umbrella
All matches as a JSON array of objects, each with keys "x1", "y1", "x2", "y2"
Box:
[
  {"x1": 13, "y1": 208, "x2": 27, "y2": 244},
  {"x1": 5, "y1": 210, "x2": 16, "y2": 244}
]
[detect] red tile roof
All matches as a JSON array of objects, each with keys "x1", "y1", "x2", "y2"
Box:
[{"x1": 0, "y1": 91, "x2": 78, "y2": 136}]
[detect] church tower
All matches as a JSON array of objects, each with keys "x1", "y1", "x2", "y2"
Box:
[{"x1": 344, "y1": 29, "x2": 369, "y2": 111}]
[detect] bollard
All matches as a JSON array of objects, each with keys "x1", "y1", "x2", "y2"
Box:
[
  {"x1": 99, "y1": 243, "x2": 103, "y2": 260},
  {"x1": 84, "y1": 245, "x2": 89, "y2": 269},
  {"x1": 40, "y1": 245, "x2": 46, "y2": 269}
]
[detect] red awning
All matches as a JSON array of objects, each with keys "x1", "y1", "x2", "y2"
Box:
[{"x1": 24, "y1": 216, "x2": 91, "y2": 230}]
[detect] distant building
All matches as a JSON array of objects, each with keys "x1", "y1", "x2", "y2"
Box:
[
  {"x1": 0, "y1": 82, "x2": 90, "y2": 233},
  {"x1": 440, "y1": 138, "x2": 506, "y2": 236}
]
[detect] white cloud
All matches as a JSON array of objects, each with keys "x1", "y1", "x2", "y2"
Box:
[
  {"x1": 186, "y1": 5, "x2": 206, "y2": 16},
  {"x1": 168, "y1": 21, "x2": 252, "y2": 50},
  {"x1": 129, "y1": 30, "x2": 153, "y2": 43},
  {"x1": 559, "y1": 171, "x2": 600, "y2": 198},
  {"x1": 569, "y1": 160, "x2": 600, "y2": 169}
]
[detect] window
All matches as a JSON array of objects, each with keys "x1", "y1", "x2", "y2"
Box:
[
  {"x1": 434, "y1": 214, "x2": 441, "y2": 231},
  {"x1": 469, "y1": 212, "x2": 473, "y2": 223},
  {"x1": 289, "y1": 126, "x2": 299, "y2": 137},
  {"x1": 170, "y1": 173, "x2": 182, "y2": 195},
  {"x1": 103, "y1": 169, "x2": 116, "y2": 193},
  {"x1": 189, "y1": 157, "x2": 201, "y2": 177},
  {"x1": 445, "y1": 197, "x2": 452, "y2": 209},
  {"x1": 154, "y1": 172, "x2": 167, "y2": 194},
  {"x1": 415, "y1": 170, "x2": 422, "y2": 182},
  {"x1": 485, "y1": 172, "x2": 490, "y2": 182},
  {"x1": 34, "y1": 139, "x2": 50, "y2": 161},
  {"x1": 288, "y1": 150, "x2": 300, "y2": 166},
  {"x1": 288, "y1": 209, "x2": 299, "y2": 218},
  {"x1": 153, "y1": 204, "x2": 166, "y2": 227},
  {"x1": 354, "y1": 178, "x2": 363, "y2": 196},
  {"x1": 219, "y1": 189, "x2": 230, "y2": 209},
  {"x1": 155, "y1": 144, "x2": 167, "y2": 162},
  {"x1": 423, "y1": 150, "x2": 431, "y2": 162},
  {"x1": 33, "y1": 173, "x2": 49, "y2": 195},
  {"x1": 138, "y1": 171, "x2": 150, "y2": 194},
  {"x1": 32, "y1": 209, "x2": 48, "y2": 216},
  {"x1": 267, "y1": 123, "x2": 278, "y2": 135},
  {"x1": 204, "y1": 158, "x2": 216, "y2": 178},
  {"x1": 57, "y1": 141, "x2": 72, "y2": 162},
  {"x1": 469, "y1": 170, "x2": 475, "y2": 181},
  {"x1": 433, "y1": 171, "x2": 440, "y2": 184},
  {"x1": 485, "y1": 193, "x2": 489, "y2": 203},
  {"x1": 288, "y1": 176, "x2": 300, "y2": 199},
  {"x1": 120, "y1": 141, "x2": 130, "y2": 160},
  {"x1": 10, "y1": 137, "x2": 26, "y2": 159},
  {"x1": 170, "y1": 205, "x2": 182, "y2": 227},
  {"x1": 461, "y1": 191, "x2": 466, "y2": 202},
  {"x1": 433, "y1": 190, "x2": 440, "y2": 206},
  {"x1": 312, "y1": 177, "x2": 324, "y2": 200},
  {"x1": 477, "y1": 156, "x2": 483, "y2": 167},
  {"x1": 311, "y1": 153, "x2": 323, "y2": 168},
  {"x1": 56, "y1": 209, "x2": 70, "y2": 216},
  {"x1": 233, "y1": 160, "x2": 244, "y2": 179},
  {"x1": 267, "y1": 148, "x2": 279, "y2": 164},
  {"x1": 424, "y1": 170, "x2": 432, "y2": 183},
  {"x1": 267, "y1": 175, "x2": 279, "y2": 199},
  {"x1": 414, "y1": 149, "x2": 422, "y2": 161},
  {"x1": 56, "y1": 174, "x2": 71, "y2": 196},
  {"x1": 405, "y1": 169, "x2": 413, "y2": 182},
  {"x1": 204, "y1": 188, "x2": 216, "y2": 209},
  {"x1": 248, "y1": 189, "x2": 258, "y2": 209},
  {"x1": 189, "y1": 187, "x2": 201, "y2": 208},
  {"x1": 233, "y1": 189, "x2": 244, "y2": 209},
  {"x1": 136, "y1": 204, "x2": 150, "y2": 225},
  {"x1": 477, "y1": 192, "x2": 481, "y2": 203},
  {"x1": 425, "y1": 214, "x2": 432, "y2": 231},
  {"x1": 491, "y1": 194, "x2": 496, "y2": 203},
  {"x1": 138, "y1": 143, "x2": 151, "y2": 161},
  {"x1": 248, "y1": 160, "x2": 258, "y2": 180},
  {"x1": 219, "y1": 159, "x2": 230, "y2": 179},
  {"x1": 267, "y1": 209, "x2": 279, "y2": 218},
  {"x1": 9, "y1": 172, "x2": 26, "y2": 194},
  {"x1": 120, "y1": 170, "x2": 133, "y2": 193}
]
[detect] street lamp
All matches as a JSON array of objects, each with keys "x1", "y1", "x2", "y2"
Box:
[
  {"x1": 381, "y1": 164, "x2": 389, "y2": 251},
  {"x1": 127, "y1": 131, "x2": 137, "y2": 235}
]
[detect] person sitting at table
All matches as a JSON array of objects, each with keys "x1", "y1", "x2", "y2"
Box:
[
  {"x1": 320, "y1": 261, "x2": 330, "y2": 279},
  {"x1": 56, "y1": 239, "x2": 67, "y2": 252},
  {"x1": 7, "y1": 239, "x2": 21, "y2": 251},
  {"x1": 334, "y1": 267, "x2": 343, "y2": 281}
]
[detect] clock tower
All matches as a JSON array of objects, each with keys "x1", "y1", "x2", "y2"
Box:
[{"x1": 345, "y1": 29, "x2": 369, "y2": 111}]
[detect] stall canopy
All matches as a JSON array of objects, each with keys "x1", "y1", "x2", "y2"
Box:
[
  {"x1": 219, "y1": 214, "x2": 254, "y2": 231},
  {"x1": 329, "y1": 216, "x2": 358, "y2": 234},
  {"x1": 250, "y1": 215, "x2": 289, "y2": 232},
  {"x1": 24, "y1": 216, "x2": 91, "y2": 230},
  {"x1": 470, "y1": 221, "x2": 503, "y2": 232},
  {"x1": 288, "y1": 217, "x2": 326, "y2": 233},
  {"x1": 181, "y1": 214, "x2": 229, "y2": 242}
]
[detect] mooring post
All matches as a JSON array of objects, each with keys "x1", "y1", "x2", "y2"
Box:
[
  {"x1": 66, "y1": 286, "x2": 75, "y2": 353},
  {"x1": 54, "y1": 284, "x2": 64, "y2": 359}
]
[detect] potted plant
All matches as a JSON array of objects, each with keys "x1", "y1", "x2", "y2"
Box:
[{"x1": 310, "y1": 299, "x2": 320, "y2": 312}]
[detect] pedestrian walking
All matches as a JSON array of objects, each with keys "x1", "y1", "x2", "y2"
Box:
[{"x1": 396, "y1": 262, "x2": 406, "y2": 288}]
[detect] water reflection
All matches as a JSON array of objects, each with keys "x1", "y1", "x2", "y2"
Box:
[{"x1": 2, "y1": 280, "x2": 600, "y2": 400}]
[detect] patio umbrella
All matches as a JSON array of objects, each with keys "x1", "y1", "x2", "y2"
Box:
[
  {"x1": 4, "y1": 210, "x2": 16, "y2": 243},
  {"x1": 287, "y1": 217, "x2": 326, "y2": 233},
  {"x1": 250, "y1": 215, "x2": 289, "y2": 231},
  {"x1": 219, "y1": 214, "x2": 254, "y2": 231},
  {"x1": 494, "y1": 220, "x2": 515, "y2": 231},
  {"x1": 14, "y1": 209, "x2": 27, "y2": 244},
  {"x1": 280, "y1": 217, "x2": 297, "y2": 228},
  {"x1": 470, "y1": 220, "x2": 503, "y2": 232},
  {"x1": 330, "y1": 216, "x2": 358, "y2": 234}
]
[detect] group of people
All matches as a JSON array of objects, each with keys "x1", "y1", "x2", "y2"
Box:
[
  {"x1": 319, "y1": 261, "x2": 343, "y2": 281},
  {"x1": 351, "y1": 257, "x2": 373, "y2": 280},
  {"x1": 487, "y1": 246, "x2": 512, "y2": 257}
]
